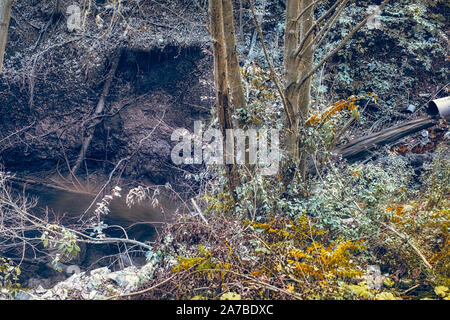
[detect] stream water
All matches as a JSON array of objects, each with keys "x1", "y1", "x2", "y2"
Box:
[
  {"x1": 9, "y1": 182, "x2": 175, "y2": 287},
  {"x1": 24, "y1": 185, "x2": 172, "y2": 242}
]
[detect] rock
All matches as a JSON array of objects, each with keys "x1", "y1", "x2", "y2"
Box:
[
  {"x1": 87, "y1": 267, "x2": 111, "y2": 291},
  {"x1": 0, "y1": 288, "x2": 12, "y2": 299},
  {"x1": 107, "y1": 266, "x2": 140, "y2": 291},
  {"x1": 341, "y1": 218, "x2": 355, "y2": 226},
  {"x1": 27, "y1": 277, "x2": 53, "y2": 289},
  {"x1": 82, "y1": 290, "x2": 98, "y2": 300},
  {"x1": 139, "y1": 261, "x2": 158, "y2": 279},
  {"x1": 14, "y1": 290, "x2": 36, "y2": 300},
  {"x1": 35, "y1": 285, "x2": 47, "y2": 294},
  {"x1": 90, "y1": 267, "x2": 111, "y2": 276},
  {"x1": 66, "y1": 265, "x2": 82, "y2": 275},
  {"x1": 24, "y1": 262, "x2": 161, "y2": 300},
  {"x1": 365, "y1": 265, "x2": 383, "y2": 290}
]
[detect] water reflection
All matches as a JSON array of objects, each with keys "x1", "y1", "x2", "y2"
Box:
[{"x1": 16, "y1": 184, "x2": 173, "y2": 242}]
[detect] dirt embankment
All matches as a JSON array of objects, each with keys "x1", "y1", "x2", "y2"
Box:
[{"x1": 0, "y1": 0, "x2": 212, "y2": 187}]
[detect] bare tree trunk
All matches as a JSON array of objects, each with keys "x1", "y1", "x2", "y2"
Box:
[
  {"x1": 209, "y1": 0, "x2": 238, "y2": 199},
  {"x1": 55, "y1": 0, "x2": 62, "y2": 15},
  {"x1": 239, "y1": 0, "x2": 243, "y2": 42},
  {"x1": 222, "y1": 0, "x2": 246, "y2": 127},
  {"x1": 222, "y1": 0, "x2": 253, "y2": 169},
  {"x1": 297, "y1": 0, "x2": 314, "y2": 178},
  {"x1": 282, "y1": 0, "x2": 315, "y2": 183},
  {"x1": 283, "y1": 0, "x2": 301, "y2": 164},
  {"x1": 0, "y1": 0, "x2": 13, "y2": 73}
]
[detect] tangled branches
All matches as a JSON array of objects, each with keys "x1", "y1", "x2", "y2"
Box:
[
  {"x1": 125, "y1": 209, "x2": 368, "y2": 300},
  {"x1": 0, "y1": 169, "x2": 156, "y2": 278}
]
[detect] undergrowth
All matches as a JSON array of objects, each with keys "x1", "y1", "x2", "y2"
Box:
[{"x1": 129, "y1": 140, "x2": 448, "y2": 300}]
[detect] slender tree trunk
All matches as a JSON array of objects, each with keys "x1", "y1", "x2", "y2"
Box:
[
  {"x1": 0, "y1": 0, "x2": 13, "y2": 73},
  {"x1": 283, "y1": 0, "x2": 301, "y2": 163},
  {"x1": 239, "y1": 0, "x2": 243, "y2": 42},
  {"x1": 209, "y1": 0, "x2": 238, "y2": 199},
  {"x1": 222, "y1": 0, "x2": 253, "y2": 168},
  {"x1": 222, "y1": 0, "x2": 246, "y2": 127},
  {"x1": 55, "y1": 0, "x2": 61, "y2": 14},
  {"x1": 283, "y1": 0, "x2": 315, "y2": 179},
  {"x1": 297, "y1": 0, "x2": 314, "y2": 178}
]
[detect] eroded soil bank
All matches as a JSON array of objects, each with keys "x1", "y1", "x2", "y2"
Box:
[
  {"x1": 0, "y1": 0, "x2": 212, "y2": 188},
  {"x1": 1, "y1": 43, "x2": 212, "y2": 288},
  {"x1": 1, "y1": 45, "x2": 211, "y2": 185},
  {"x1": 0, "y1": 1, "x2": 214, "y2": 289}
]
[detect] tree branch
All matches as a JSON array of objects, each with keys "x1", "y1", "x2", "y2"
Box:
[
  {"x1": 295, "y1": 0, "x2": 344, "y2": 57},
  {"x1": 248, "y1": 0, "x2": 295, "y2": 128},
  {"x1": 295, "y1": 0, "x2": 323, "y2": 23},
  {"x1": 290, "y1": 0, "x2": 391, "y2": 95},
  {"x1": 311, "y1": 0, "x2": 349, "y2": 52}
]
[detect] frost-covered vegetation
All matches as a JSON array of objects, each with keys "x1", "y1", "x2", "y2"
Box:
[
  {"x1": 0, "y1": 0, "x2": 449, "y2": 301},
  {"x1": 133, "y1": 126, "x2": 448, "y2": 301},
  {"x1": 127, "y1": 0, "x2": 449, "y2": 300}
]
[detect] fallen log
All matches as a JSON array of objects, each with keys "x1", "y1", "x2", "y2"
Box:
[{"x1": 334, "y1": 116, "x2": 439, "y2": 161}]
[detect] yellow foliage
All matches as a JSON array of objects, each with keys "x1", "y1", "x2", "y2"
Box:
[
  {"x1": 346, "y1": 282, "x2": 374, "y2": 299},
  {"x1": 220, "y1": 292, "x2": 241, "y2": 300},
  {"x1": 244, "y1": 220, "x2": 290, "y2": 238},
  {"x1": 375, "y1": 292, "x2": 401, "y2": 300},
  {"x1": 342, "y1": 281, "x2": 403, "y2": 300},
  {"x1": 287, "y1": 239, "x2": 364, "y2": 281},
  {"x1": 383, "y1": 277, "x2": 395, "y2": 288},
  {"x1": 434, "y1": 286, "x2": 449, "y2": 298},
  {"x1": 245, "y1": 217, "x2": 365, "y2": 287},
  {"x1": 201, "y1": 191, "x2": 235, "y2": 215},
  {"x1": 305, "y1": 95, "x2": 362, "y2": 126},
  {"x1": 286, "y1": 283, "x2": 295, "y2": 293},
  {"x1": 172, "y1": 256, "x2": 206, "y2": 273},
  {"x1": 168, "y1": 216, "x2": 371, "y2": 299}
]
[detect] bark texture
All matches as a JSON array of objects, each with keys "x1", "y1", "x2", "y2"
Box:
[
  {"x1": 0, "y1": 0, "x2": 13, "y2": 73},
  {"x1": 222, "y1": 0, "x2": 246, "y2": 128},
  {"x1": 283, "y1": 0, "x2": 315, "y2": 178},
  {"x1": 209, "y1": 0, "x2": 238, "y2": 198}
]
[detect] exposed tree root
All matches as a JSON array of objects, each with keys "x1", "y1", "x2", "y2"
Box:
[{"x1": 71, "y1": 48, "x2": 123, "y2": 176}]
